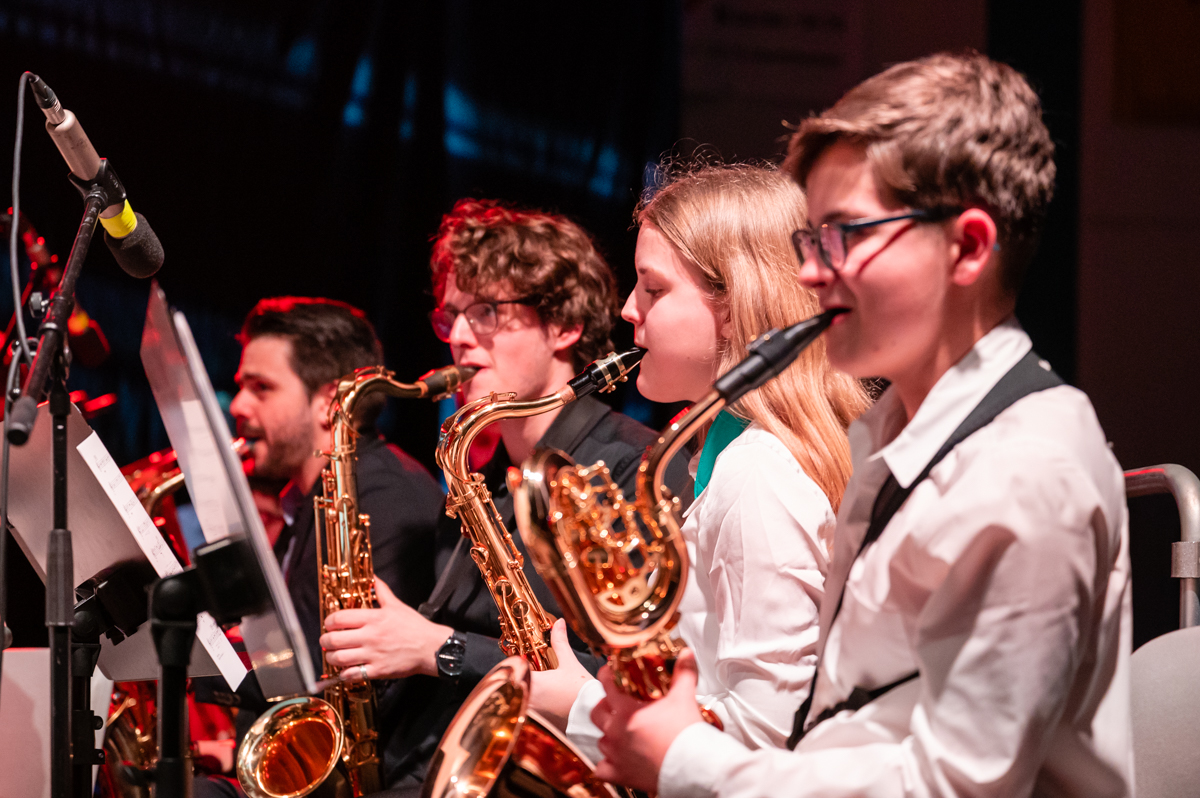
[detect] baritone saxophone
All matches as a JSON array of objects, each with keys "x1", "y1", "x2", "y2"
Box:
[{"x1": 236, "y1": 364, "x2": 476, "y2": 798}]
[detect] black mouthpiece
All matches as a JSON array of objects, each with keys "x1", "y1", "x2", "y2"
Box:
[
  {"x1": 712, "y1": 309, "x2": 845, "y2": 404},
  {"x1": 26, "y1": 73, "x2": 57, "y2": 109},
  {"x1": 421, "y1": 365, "x2": 478, "y2": 400},
  {"x1": 567, "y1": 347, "x2": 645, "y2": 399}
]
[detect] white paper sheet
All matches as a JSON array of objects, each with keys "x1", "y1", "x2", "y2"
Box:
[{"x1": 76, "y1": 432, "x2": 247, "y2": 690}]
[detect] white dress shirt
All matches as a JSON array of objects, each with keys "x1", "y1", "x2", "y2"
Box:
[
  {"x1": 566, "y1": 424, "x2": 837, "y2": 762},
  {"x1": 658, "y1": 319, "x2": 1134, "y2": 798}
]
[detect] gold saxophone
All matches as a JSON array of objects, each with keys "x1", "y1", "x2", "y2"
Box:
[
  {"x1": 237, "y1": 364, "x2": 476, "y2": 798},
  {"x1": 510, "y1": 310, "x2": 844, "y2": 719},
  {"x1": 433, "y1": 348, "x2": 644, "y2": 670},
  {"x1": 422, "y1": 349, "x2": 643, "y2": 798}
]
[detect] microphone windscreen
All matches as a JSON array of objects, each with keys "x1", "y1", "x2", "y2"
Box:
[{"x1": 104, "y1": 212, "x2": 164, "y2": 278}]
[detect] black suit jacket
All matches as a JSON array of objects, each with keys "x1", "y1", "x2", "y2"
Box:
[
  {"x1": 376, "y1": 396, "x2": 691, "y2": 794},
  {"x1": 279, "y1": 436, "x2": 445, "y2": 677}
]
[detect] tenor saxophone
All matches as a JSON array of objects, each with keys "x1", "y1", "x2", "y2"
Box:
[
  {"x1": 422, "y1": 350, "x2": 644, "y2": 798},
  {"x1": 510, "y1": 310, "x2": 844, "y2": 716},
  {"x1": 433, "y1": 348, "x2": 643, "y2": 670},
  {"x1": 237, "y1": 364, "x2": 475, "y2": 798}
]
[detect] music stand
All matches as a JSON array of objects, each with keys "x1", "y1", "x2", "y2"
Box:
[
  {"x1": 140, "y1": 281, "x2": 314, "y2": 699},
  {"x1": 6, "y1": 399, "x2": 244, "y2": 676},
  {"x1": 138, "y1": 282, "x2": 316, "y2": 798}
]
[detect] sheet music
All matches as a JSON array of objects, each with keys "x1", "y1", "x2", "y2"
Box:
[
  {"x1": 77, "y1": 432, "x2": 247, "y2": 690},
  {"x1": 179, "y1": 397, "x2": 238, "y2": 544}
]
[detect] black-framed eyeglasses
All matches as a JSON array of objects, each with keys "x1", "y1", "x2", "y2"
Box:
[
  {"x1": 792, "y1": 208, "x2": 962, "y2": 272},
  {"x1": 429, "y1": 296, "x2": 541, "y2": 342}
]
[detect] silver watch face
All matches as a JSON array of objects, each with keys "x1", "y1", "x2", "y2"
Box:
[{"x1": 437, "y1": 634, "x2": 466, "y2": 677}]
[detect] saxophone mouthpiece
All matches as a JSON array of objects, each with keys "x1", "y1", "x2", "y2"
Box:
[
  {"x1": 420, "y1": 364, "x2": 479, "y2": 401},
  {"x1": 566, "y1": 347, "x2": 645, "y2": 399},
  {"x1": 712, "y1": 308, "x2": 845, "y2": 404}
]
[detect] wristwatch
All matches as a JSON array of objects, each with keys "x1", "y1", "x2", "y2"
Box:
[{"x1": 435, "y1": 630, "x2": 467, "y2": 679}]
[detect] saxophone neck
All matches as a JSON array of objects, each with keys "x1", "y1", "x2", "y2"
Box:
[
  {"x1": 337, "y1": 364, "x2": 478, "y2": 421},
  {"x1": 437, "y1": 349, "x2": 643, "y2": 487},
  {"x1": 438, "y1": 388, "x2": 574, "y2": 485},
  {"x1": 636, "y1": 310, "x2": 841, "y2": 509},
  {"x1": 639, "y1": 391, "x2": 726, "y2": 510}
]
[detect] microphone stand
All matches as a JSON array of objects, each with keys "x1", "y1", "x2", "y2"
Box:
[{"x1": 6, "y1": 159, "x2": 129, "y2": 798}]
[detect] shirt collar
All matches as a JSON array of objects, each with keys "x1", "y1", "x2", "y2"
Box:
[
  {"x1": 279, "y1": 480, "x2": 307, "y2": 528},
  {"x1": 857, "y1": 317, "x2": 1032, "y2": 488}
]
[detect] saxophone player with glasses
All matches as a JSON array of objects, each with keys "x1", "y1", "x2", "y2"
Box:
[
  {"x1": 318, "y1": 199, "x2": 690, "y2": 796},
  {"x1": 194, "y1": 297, "x2": 447, "y2": 798},
  {"x1": 594, "y1": 54, "x2": 1133, "y2": 798}
]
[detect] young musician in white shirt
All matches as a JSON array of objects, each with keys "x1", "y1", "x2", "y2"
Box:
[
  {"x1": 587, "y1": 52, "x2": 1133, "y2": 798},
  {"x1": 529, "y1": 163, "x2": 869, "y2": 758}
]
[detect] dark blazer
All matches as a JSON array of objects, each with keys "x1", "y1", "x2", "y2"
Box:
[
  {"x1": 278, "y1": 435, "x2": 445, "y2": 677},
  {"x1": 376, "y1": 395, "x2": 692, "y2": 794}
]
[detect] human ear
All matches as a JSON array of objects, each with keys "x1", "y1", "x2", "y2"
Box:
[
  {"x1": 312, "y1": 382, "x2": 338, "y2": 431},
  {"x1": 718, "y1": 307, "x2": 734, "y2": 343},
  {"x1": 949, "y1": 208, "x2": 999, "y2": 287},
  {"x1": 550, "y1": 322, "x2": 583, "y2": 353}
]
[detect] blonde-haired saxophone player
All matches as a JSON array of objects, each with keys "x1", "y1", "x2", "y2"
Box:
[
  {"x1": 528, "y1": 162, "x2": 870, "y2": 764},
  {"x1": 318, "y1": 199, "x2": 691, "y2": 796}
]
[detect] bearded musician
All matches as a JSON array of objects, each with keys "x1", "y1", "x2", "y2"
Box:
[{"x1": 195, "y1": 297, "x2": 445, "y2": 798}]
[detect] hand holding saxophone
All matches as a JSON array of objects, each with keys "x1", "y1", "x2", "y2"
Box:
[
  {"x1": 528, "y1": 619, "x2": 595, "y2": 730},
  {"x1": 591, "y1": 649, "x2": 704, "y2": 794},
  {"x1": 321, "y1": 577, "x2": 454, "y2": 680}
]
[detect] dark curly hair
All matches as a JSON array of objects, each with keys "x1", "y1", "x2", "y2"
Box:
[
  {"x1": 429, "y1": 199, "x2": 619, "y2": 369},
  {"x1": 239, "y1": 297, "x2": 386, "y2": 428}
]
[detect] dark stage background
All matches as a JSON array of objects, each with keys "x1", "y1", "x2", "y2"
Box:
[{"x1": 0, "y1": 0, "x2": 1189, "y2": 652}]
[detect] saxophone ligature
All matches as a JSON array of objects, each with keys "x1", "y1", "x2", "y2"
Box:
[
  {"x1": 509, "y1": 310, "x2": 845, "y2": 719},
  {"x1": 236, "y1": 363, "x2": 476, "y2": 798}
]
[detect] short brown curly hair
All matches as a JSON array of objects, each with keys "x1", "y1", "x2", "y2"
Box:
[
  {"x1": 429, "y1": 199, "x2": 619, "y2": 369},
  {"x1": 784, "y1": 51, "x2": 1056, "y2": 295}
]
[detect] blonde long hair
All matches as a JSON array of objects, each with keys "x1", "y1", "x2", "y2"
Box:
[{"x1": 638, "y1": 162, "x2": 870, "y2": 510}]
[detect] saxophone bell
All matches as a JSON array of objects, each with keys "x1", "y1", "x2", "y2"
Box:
[{"x1": 422, "y1": 657, "x2": 621, "y2": 798}]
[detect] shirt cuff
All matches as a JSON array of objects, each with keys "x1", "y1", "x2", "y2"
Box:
[
  {"x1": 659, "y1": 721, "x2": 748, "y2": 798},
  {"x1": 565, "y1": 678, "x2": 606, "y2": 765},
  {"x1": 460, "y1": 631, "x2": 506, "y2": 686}
]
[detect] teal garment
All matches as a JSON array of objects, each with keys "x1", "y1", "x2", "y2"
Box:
[{"x1": 694, "y1": 410, "x2": 751, "y2": 497}]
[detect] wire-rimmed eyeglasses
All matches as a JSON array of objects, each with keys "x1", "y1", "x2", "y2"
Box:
[
  {"x1": 792, "y1": 208, "x2": 962, "y2": 272},
  {"x1": 429, "y1": 296, "x2": 541, "y2": 342}
]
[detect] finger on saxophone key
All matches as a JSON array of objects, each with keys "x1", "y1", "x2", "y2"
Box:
[{"x1": 311, "y1": 664, "x2": 368, "y2": 692}]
